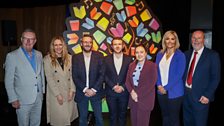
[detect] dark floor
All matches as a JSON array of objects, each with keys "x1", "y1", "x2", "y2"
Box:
[{"x1": 1, "y1": 82, "x2": 223, "y2": 126}]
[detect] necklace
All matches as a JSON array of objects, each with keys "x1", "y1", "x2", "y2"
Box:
[{"x1": 166, "y1": 52, "x2": 173, "y2": 60}]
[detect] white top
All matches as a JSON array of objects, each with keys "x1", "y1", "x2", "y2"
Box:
[
  {"x1": 113, "y1": 53, "x2": 123, "y2": 75},
  {"x1": 185, "y1": 46, "x2": 204, "y2": 88},
  {"x1": 159, "y1": 52, "x2": 174, "y2": 86},
  {"x1": 84, "y1": 52, "x2": 91, "y2": 88}
]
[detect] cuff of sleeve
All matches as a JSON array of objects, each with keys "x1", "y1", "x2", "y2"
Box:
[
  {"x1": 91, "y1": 88, "x2": 97, "y2": 93},
  {"x1": 120, "y1": 86, "x2": 124, "y2": 91},
  {"x1": 112, "y1": 85, "x2": 117, "y2": 90},
  {"x1": 83, "y1": 87, "x2": 88, "y2": 93}
]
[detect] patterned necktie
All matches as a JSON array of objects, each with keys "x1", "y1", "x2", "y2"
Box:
[{"x1": 187, "y1": 51, "x2": 198, "y2": 85}]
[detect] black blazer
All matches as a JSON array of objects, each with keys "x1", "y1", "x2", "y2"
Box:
[
  {"x1": 104, "y1": 54, "x2": 132, "y2": 96},
  {"x1": 72, "y1": 51, "x2": 105, "y2": 102}
]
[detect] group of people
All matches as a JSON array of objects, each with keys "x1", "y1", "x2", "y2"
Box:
[{"x1": 4, "y1": 28, "x2": 220, "y2": 126}]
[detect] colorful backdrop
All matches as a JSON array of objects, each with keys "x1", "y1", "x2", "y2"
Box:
[{"x1": 63, "y1": 0, "x2": 162, "y2": 61}]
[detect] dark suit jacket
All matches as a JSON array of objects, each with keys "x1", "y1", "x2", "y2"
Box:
[
  {"x1": 104, "y1": 54, "x2": 132, "y2": 97},
  {"x1": 72, "y1": 51, "x2": 105, "y2": 102},
  {"x1": 125, "y1": 60, "x2": 158, "y2": 111},
  {"x1": 184, "y1": 47, "x2": 221, "y2": 102}
]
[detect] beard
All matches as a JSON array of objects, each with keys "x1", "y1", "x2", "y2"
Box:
[{"x1": 82, "y1": 46, "x2": 92, "y2": 52}]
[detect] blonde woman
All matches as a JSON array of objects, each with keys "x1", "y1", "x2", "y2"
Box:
[
  {"x1": 44, "y1": 36, "x2": 78, "y2": 126},
  {"x1": 156, "y1": 30, "x2": 186, "y2": 126}
]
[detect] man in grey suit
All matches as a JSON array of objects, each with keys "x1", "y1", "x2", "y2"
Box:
[{"x1": 4, "y1": 28, "x2": 45, "y2": 126}]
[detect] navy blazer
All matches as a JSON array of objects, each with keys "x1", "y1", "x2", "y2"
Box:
[
  {"x1": 104, "y1": 54, "x2": 132, "y2": 97},
  {"x1": 72, "y1": 51, "x2": 105, "y2": 102},
  {"x1": 156, "y1": 49, "x2": 186, "y2": 99},
  {"x1": 183, "y1": 47, "x2": 221, "y2": 102}
]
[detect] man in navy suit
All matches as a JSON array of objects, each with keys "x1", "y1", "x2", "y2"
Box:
[
  {"x1": 104, "y1": 38, "x2": 132, "y2": 126},
  {"x1": 72, "y1": 34, "x2": 105, "y2": 126},
  {"x1": 183, "y1": 30, "x2": 221, "y2": 126}
]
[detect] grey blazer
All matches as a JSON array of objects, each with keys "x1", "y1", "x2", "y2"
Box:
[{"x1": 4, "y1": 47, "x2": 45, "y2": 104}]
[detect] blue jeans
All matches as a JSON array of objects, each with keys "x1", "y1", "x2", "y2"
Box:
[{"x1": 78, "y1": 98, "x2": 103, "y2": 126}]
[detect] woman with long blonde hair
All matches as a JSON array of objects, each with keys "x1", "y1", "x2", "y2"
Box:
[{"x1": 44, "y1": 36, "x2": 78, "y2": 126}]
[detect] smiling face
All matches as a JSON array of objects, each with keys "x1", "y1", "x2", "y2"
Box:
[
  {"x1": 191, "y1": 31, "x2": 205, "y2": 51},
  {"x1": 112, "y1": 39, "x2": 124, "y2": 54},
  {"x1": 165, "y1": 33, "x2": 176, "y2": 49},
  {"x1": 81, "y1": 36, "x2": 93, "y2": 53},
  {"x1": 53, "y1": 39, "x2": 63, "y2": 57},
  {"x1": 21, "y1": 31, "x2": 36, "y2": 52},
  {"x1": 135, "y1": 46, "x2": 147, "y2": 62}
]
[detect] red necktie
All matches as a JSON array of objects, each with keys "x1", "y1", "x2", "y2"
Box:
[{"x1": 187, "y1": 51, "x2": 198, "y2": 85}]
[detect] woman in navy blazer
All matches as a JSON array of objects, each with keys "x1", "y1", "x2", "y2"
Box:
[
  {"x1": 126, "y1": 45, "x2": 157, "y2": 126},
  {"x1": 155, "y1": 30, "x2": 186, "y2": 126}
]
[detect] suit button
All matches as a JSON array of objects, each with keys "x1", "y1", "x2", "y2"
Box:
[
  {"x1": 68, "y1": 69, "x2": 70, "y2": 71},
  {"x1": 55, "y1": 70, "x2": 57, "y2": 73},
  {"x1": 68, "y1": 78, "x2": 70, "y2": 81},
  {"x1": 57, "y1": 80, "x2": 60, "y2": 82},
  {"x1": 35, "y1": 84, "x2": 37, "y2": 86},
  {"x1": 36, "y1": 77, "x2": 38, "y2": 79}
]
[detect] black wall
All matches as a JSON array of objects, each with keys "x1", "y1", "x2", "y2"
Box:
[{"x1": 147, "y1": 0, "x2": 224, "y2": 125}]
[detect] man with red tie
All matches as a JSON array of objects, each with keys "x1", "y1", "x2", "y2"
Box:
[{"x1": 183, "y1": 30, "x2": 221, "y2": 126}]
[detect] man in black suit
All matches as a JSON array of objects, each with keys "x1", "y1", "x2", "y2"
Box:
[
  {"x1": 183, "y1": 30, "x2": 221, "y2": 126},
  {"x1": 104, "y1": 38, "x2": 132, "y2": 126},
  {"x1": 72, "y1": 34, "x2": 104, "y2": 126}
]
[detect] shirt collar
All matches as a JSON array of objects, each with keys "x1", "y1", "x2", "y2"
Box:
[
  {"x1": 113, "y1": 53, "x2": 123, "y2": 59},
  {"x1": 194, "y1": 46, "x2": 204, "y2": 55},
  {"x1": 21, "y1": 47, "x2": 35, "y2": 56}
]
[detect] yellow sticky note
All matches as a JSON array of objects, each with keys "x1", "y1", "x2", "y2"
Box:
[
  {"x1": 96, "y1": 17, "x2": 109, "y2": 31},
  {"x1": 140, "y1": 9, "x2": 152, "y2": 22},
  {"x1": 122, "y1": 33, "x2": 132, "y2": 44},
  {"x1": 72, "y1": 44, "x2": 82, "y2": 54},
  {"x1": 73, "y1": 6, "x2": 86, "y2": 19},
  {"x1": 92, "y1": 40, "x2": 99, "y2": 51},
  {"x1": 98, "y1": 50, "x2": 108, "y2": 57}
]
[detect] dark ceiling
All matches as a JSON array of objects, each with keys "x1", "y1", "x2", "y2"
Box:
[{"x1": 0, "y1": 0, "x2": 80, "y2": 8}]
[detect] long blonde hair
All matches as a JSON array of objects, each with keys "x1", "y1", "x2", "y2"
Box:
[
  {"x1": 161, "y1": 30, "x2": 180, "y2": 53},
  {"x1": 49, "y1": 36, "x2": 69, "y2": 67}
]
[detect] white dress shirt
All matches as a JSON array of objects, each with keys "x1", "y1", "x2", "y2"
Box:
[{"x1": 185, "y1": 46, "x2": 204, "y2": 88}]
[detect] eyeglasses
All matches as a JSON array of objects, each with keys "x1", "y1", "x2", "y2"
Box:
[
  {"x1": 82, "y1": 41, "x2": 93, "y2": 44},
  {"x1": 22, "y1": 37, "x2": 36, "y2": 41}
]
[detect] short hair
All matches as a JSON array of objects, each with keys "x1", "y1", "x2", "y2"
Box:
[
  {"x1": 192, "y1": 30, "x2": 205, "y2": 39},
  {"x1": 81, "y1": 34, "x2": 93, "y2": 41},
  {"x1": 21, "y1": 28, "x2": 36, "y2": 38},
  {"x1": 111, "y1": 37, "x2": 123, "y2": 45}
]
